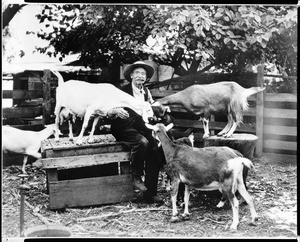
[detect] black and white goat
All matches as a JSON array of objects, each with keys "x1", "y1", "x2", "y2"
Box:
[
  {"x1": 2, "y1": 125, "x2": 54, "y2": 174},
  {"x1": 152, "y1": 81, "x2": 265, "y2": 138},
  {"x1": 145, "y1": 122, "x2": 258, "y2": 230},
  {"x1": 52, "y1": 70, "x2": 154, "y2": 145}
]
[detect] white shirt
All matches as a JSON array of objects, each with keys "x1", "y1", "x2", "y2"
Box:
[{"x1": 131, "y1": 82, "x2": 154, "y2": 104}]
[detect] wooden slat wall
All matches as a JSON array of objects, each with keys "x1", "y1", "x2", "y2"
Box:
[{"x1": 262, "y1": 93, "x2": 297, "y2": 164}]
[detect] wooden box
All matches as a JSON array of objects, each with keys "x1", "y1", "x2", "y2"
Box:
[{"x1": 40, "y1": 134, "x2": 134, "y2": 210}]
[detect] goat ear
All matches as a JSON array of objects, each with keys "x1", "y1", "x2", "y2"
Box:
[
  {"x1": 145, "y1": 123, "x2": 156, "y2": 131},
  {"x1": 165, "y1": 123, "x2": 174, "y2": 131},
  {"x1": 166, "y1": 106, "x2": 171, "y2": 113},
  {"x1": 151, "y1": 101, "x2": 160, "y2": 107}
]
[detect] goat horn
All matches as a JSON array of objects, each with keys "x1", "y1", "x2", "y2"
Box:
[
  {"x1": 165, "y1": 123, "x2": 174, "y2": 131},
  {"x1": 145, "y1": 123, "x2": 157, "y2": 131}
]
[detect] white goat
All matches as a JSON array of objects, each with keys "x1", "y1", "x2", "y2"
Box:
[
  {"x1": 145, "y1": 122, "x2": 258, "y2": 230},
  {"x1": 52, "y1": 70, "x2": 154, "y2": 145},
  {"x1": 2, "y1": 125, "x2": 54, "y2": 174},
  {"x1": 152, "y1": 81, "x2": 265, "y2": 138}
]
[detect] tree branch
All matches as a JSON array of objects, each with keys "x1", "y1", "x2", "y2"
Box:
[
  {"x1": 77, "y1": 208, "x2": 171, "y2": 222},
  {"x1": 3, "y1": 4, "x2": 26, "y2": 29}
]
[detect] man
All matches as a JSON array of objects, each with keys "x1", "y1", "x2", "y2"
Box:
[{"x1": 106, "y1": 61, "x2": 163, "y2": 204}]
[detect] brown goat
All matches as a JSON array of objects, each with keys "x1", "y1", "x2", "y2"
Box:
[
  {"x1": 146, "y1": 122, "x2": 258, "y2": 230},
  {"x1": 152, "y1": 81, "x2": 265, "y2": 138}
]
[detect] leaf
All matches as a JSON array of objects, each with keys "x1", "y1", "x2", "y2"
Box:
[
  {"x1": 223, "y1": 37, "x2": 230, "y2": 44},
  {"x1": 216, "y1": 28, "x2": 225, "y2": 35},
  {"x1": 216, "y1": 33, "x2": 221, "y2": 40},
  {"x1": 254, "y1": 15, "x2": 261, "y2": 23},
  {"x1": 214, "y1": 12, "x2": 222, "y2": 18},
  {"x1": 231, "y1": 39, "x2": 237, "y2": 46},
  {"x1": 255, "y1": 29, "x2": 265, "y2": 34},
  {"x1": 261, "y1": 40, "x2": 267, "y2": 48}
]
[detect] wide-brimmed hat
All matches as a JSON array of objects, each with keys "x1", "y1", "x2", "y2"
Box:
[{"x1": 123, "y1": 61, "x2": 154, "y2": 82}]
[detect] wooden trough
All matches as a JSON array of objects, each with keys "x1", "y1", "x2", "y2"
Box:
[{"x1": 40, "y1": 134, "x2": 134, "y2": 210}]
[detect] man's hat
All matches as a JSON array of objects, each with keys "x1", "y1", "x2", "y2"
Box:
[{"x1": 123, "y1": 61, "x2": 154, "y2": 82}]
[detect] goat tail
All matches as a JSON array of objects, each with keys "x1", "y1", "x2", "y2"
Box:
[
  {"x1": 240, "y1": 157, "x2": 254, "y2": 170},
  {"x1": 229, "y1": 157, "x2": 254, "y2": 194},
  {"x1": 245, "y1": 86, "x2": 265, "y2": 98},
  {"x1": 51, "y1": 69, "x2": 64, "y2": 86}
]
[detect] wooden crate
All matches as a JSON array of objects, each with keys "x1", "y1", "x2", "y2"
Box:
[{"x1": 41, "y1": 134, "x2": 134, "y2": 210}]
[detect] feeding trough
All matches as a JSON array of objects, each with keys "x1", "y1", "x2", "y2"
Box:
[{"x1": 24, "y1": 224, "x2": 72, "y2": 237}]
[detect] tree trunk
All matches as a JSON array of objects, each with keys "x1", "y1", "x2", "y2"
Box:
[{"x1": 203, "y1": 133, "x2": 259, "y2": 159}]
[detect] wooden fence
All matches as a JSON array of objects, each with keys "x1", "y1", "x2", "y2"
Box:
[
  {"x1": 2, "y1": 70, "x2": 55, "y2": 130},
  {"x1": 262, "y1": 93, "x2": 297, "y2": 164},
  {"x1": 2, "y1": 68, "x2": 297, "y2": 164}
]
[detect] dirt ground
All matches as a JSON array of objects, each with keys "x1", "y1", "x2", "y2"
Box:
[{"x1": 2, "y1": 156, "x2": 297, "y2": 239}]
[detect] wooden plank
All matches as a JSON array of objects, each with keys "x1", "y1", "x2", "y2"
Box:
[
  {"x1": 255, "y1": 65, "x2": 264, "y2": 157},
  {"x1": 42, "y1": 70, "x2": 52, "y2": 125},
  {"x1": 264, "y1": 101, "x2": 297, "y2": 109},
  {"x1": 264, "y1": 108, "x2": 297, "y2": 119},
  {"x1": 265, "y1": 93, "x2": 297, "y2": 102},
  {"x1": 44, "y1": 144, "x2": 126, "y2": 158},
  {"x1": 263, "y1": 117, "x2": 297, "y2": 127},
  {"x1": 174, "y1": 119, "x2": 256, "y2": 133},
  {"x1": 42, "y1": 152, "x2": 130, "y2": 169},
  {"x1": 263, "y1": 153, "x2": 296, "y2": 166},
  {"x1": 48, "y1": 174, "x2": 134, "y2": 209},
  {"x1": 263, "y1": 147, "x2": 296, "y2": 156},
  {"x1": 263, "y1": 133, "x2": 297, "y2": 142},
  {"x1": 263, "y1": 140, "x2": 297, "y2": 151},
  {"x1": 264, "y1": 125, "x2": 297, "y2": 136},
  {"x1": 47, "y1": 169, "x2": 58, "y2": 182},
  {"x1": 3, "y1": 106, "x2": 43, "y2": 118},
  {"x1": 45, "y1": 134, "x2": 118, "y2": 150},
  {"x1": 2, "y1": 90, "x2": 43, "y2": 99},
  {"x1": 120, "y1": 162, "x2": 131, "y2": 175}
]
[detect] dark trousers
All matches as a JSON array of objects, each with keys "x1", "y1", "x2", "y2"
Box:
[{"x1": 111, "y1": 127, "x2": 162, "y2": 196}]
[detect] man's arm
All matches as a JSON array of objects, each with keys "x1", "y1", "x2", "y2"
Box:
[{"x1": 107, "y1": 107, "x2": 130, "y2": 119}]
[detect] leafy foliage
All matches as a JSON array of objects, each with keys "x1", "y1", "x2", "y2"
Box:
[{"x1": 35, "y1": 5, "x2": 297, "y2": 75}]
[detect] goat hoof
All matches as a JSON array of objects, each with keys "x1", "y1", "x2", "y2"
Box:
[
  {"x1": 181, "y1": 213, "x2": 190, "y2": 220},
  {"x1": 249, "y1": 217, "x2": 258, "y2": 226},
  {"x1": 202, "y1": 134, "x2": 210, "y2": 139},
  {"x1": 249, "y1": 221, "x2": 257, "y2": 226},
  {"x1": 87, "y1": 139, "x2": 94, "y2": 144},
  {"x1": 170, "y1": 216, "x2": 181, "y2": 223},
  {"x1": 228, "y1": 224, "x2": 238, "y2": 231},
  {"x1": 75, "y1": 140, "x2": 83, "y2": 145}
]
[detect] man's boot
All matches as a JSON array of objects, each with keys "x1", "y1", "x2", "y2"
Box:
[{"x1": 133, "y1": 175, "x2": 147, "y2": 192}]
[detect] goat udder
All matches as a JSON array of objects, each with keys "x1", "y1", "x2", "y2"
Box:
[{"x1": 195, "y1": 181, "x2": 221, "y2": 191}]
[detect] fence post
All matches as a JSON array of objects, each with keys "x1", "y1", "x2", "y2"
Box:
[
  {"x1": 255, "y1": 65, "x2": 264, "y2": 157},
  {"x1": 42, "y1": 69, "x2": 52, "y2": 125}
]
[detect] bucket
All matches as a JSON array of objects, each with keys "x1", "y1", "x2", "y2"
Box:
[{"x1": 24, "y1": 225, "x2": 72, "y2": 237}]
